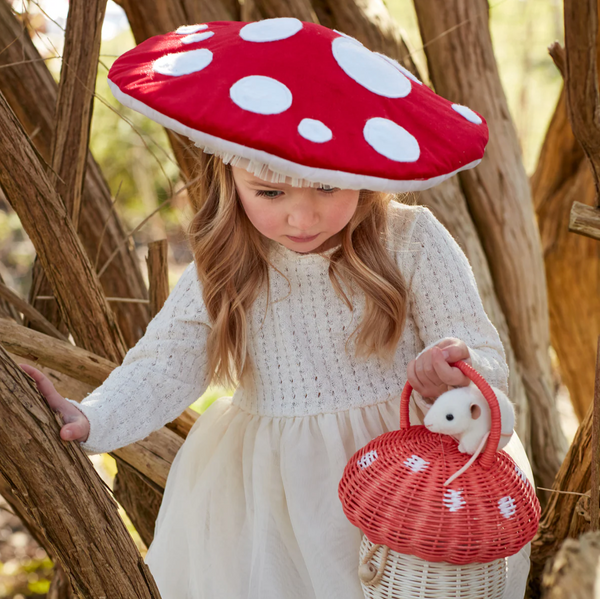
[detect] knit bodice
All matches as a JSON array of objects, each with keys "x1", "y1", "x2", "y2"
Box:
[{"x1": 234, "y1": 239, "x2": 420, "y2": 417}]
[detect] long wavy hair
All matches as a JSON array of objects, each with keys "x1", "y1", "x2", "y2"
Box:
[{"x1": 186, "y1": 153, "x2": 413, "y2": 389}]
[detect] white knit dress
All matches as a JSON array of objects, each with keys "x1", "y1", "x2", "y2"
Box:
[{"x1": 66, "y1": 201, "x2": 533, "y2": 599}]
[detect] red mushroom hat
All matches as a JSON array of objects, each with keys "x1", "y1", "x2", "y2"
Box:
[
  {"x1": 338, "y1": 362, "x2": 540, "y2": 565},
  {"x1": 108, "y1": 18, "x2": 489, "y2": 191}
]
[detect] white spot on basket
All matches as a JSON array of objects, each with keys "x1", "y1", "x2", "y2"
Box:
[
  {"x1": 358, "y1": 450, "x2": 378, "y2": 469},
  {"x1": 375, "y1": 53, "x2": 423, "y2": 85},
  {"x1": 443, "y1": 489, "x2": 465, "y2": 512},
  {"x1": 452, "y1": 103, "x2": 483, "y2": 125},
  {"x1": 498, "y1": 496, "x2": 516, "y2": 519},
  {"x1": 230, "y1": 76, "x2": 292, "y2": 115},
  {"x1": 240, "y1": 18, "x2": 303, "y2": 42},
  {"x1": 298, "y1": 118, "x2": 332, "y2": 143},
  {"x1": 333, "y1": 30, "x2": 363, "y2": 46},
  {"x1": 515, "y1": 465, "x2": 528, "y2": 484},
  {"x1": 332, "y1": 37, "x2": 411, "y2": 98},
  {"x1": 176, "y1": 24, "x2": 209, "y2": 35},
  {"x1": 364, "y1": 118, "x2": 420, "y2": 162},
  {"x1": 404, "y1": 455, "x2": 429, "y2": 473},
  {"x1": 153, "y1": 48, "x2": 213, "y2": 77},
  {"x1": 181, "y1": 31, "x2": 214, "y2": 44}
]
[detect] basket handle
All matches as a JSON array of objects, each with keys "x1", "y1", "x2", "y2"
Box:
[{"x1": 399, "y1": 360, "x2": 502, "y2": 469}]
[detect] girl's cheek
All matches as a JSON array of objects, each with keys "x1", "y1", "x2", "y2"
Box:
[
  {"x1": 251, "y1": 206, "x2": 284, "y2": 236},
  {"x1": 330, "y1": 196, "x2": 359, "y2": 229}
]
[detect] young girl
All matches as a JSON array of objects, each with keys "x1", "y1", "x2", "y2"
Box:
[{"x1": 21, "y1": 17, "x2": 534, "y2": 599}]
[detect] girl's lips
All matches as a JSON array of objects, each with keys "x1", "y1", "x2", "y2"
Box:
[{"x1": 287, "y1": 234, "x2": 319, "y2": 243}]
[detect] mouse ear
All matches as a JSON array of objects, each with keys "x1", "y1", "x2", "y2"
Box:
[{"x1": 470, "y1": 403, "x2": 482, "y2": 420}]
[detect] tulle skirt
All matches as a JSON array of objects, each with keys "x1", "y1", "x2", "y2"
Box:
[{"x1": 143, "y1": 396, "x2": 532, "y2": 599}]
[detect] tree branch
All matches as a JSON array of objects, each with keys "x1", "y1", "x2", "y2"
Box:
[{"x1": 0, "y1": 344, "x2": 162, "y2": 598}]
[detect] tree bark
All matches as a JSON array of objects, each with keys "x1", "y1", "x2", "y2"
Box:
[
  {"x1": 113, "y1": 458, "x2": 165, "y2": 548},
  {"x1": 0, "y1": 317, "x2": 114, "y2": 386},
  {"x1": 532, "y1": 88, "x2": 600, "y2": 421},
  {"x1": 147, "y1": 240, "x2": 170, "y2": 318},
  {"x1": 0, "y1": 345, "x2": 161, "y2": 598},
  {"x1": 539, "y1": 531, "x2": 600, "y2": 599},
  {"x1": 562, "y1": 0, "x2": 600, "y2": 198},
  {"x1": 0, "y1": 470, "x2": 77, "y2": 599},
  {"x1": 0, "y1": 1, "x2": 150, "y2": 348},
  {"x1": 47, "y1": 563, "x2": 78, "y2": 599},
  {"x1": 0, "y1": 92, "x2": 127, "y2": 363},
  {"x1": 569, "y1": 202, "x2": 600, "y2": 240},
  {"x1": 413, "y1": 0, "x2": 567, "y2": 491},
  {"x1": 0, "y1": 272, "x2": 22, "y2": 324},
  {"x1": 253, "y1": 0, "x2": 317, "y2": 21},
  {"x1": 50, "y1": 0, "x2": 108, "y2": 229},
  {"x1": 0, "y1": 280, "x2": 68, "y2": 341},
  {"x1": 529, "y1": 398, "x2": 597, "y2": 596}
]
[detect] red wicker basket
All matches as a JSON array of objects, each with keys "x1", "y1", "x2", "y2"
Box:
[{"x1": 338, "y1": 361, "x2": 540, "y2": 597}]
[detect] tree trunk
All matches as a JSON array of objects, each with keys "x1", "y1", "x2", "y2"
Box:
[
  {"x1": 532, "y1": 92, "x2": 600, "y2": 421},
  {"x1": 47, "y1": 563, "x2": 78, "y2": 599},
  {"x1": 0, "y1": 346, "x2": 161, "y2": 598},
  {"x1": 113, "y1": 458, "x2": 165, "y2": 548},
  {"x1": 253, "y1": 0, "x2": 317, "y2": 21},
  {"x1": 0, "y1": 93, "x2": 127, "y2": 362},
  {"x1": 529, "y1": 397, "x2": 597, "y2": 596},
  {"x1": 147, "y1": 240, "x2": 170, "y2": 317},
  {"x1": 539, "y1": 531, "x2": 600, "y2": 599},
  {"x1": 0, "y1": 470, "x2": 77, "y2": 599},
  {"x1": 530, "y1": 37, "x2": 600, "y2": 421},
  {"x1": 50, "y1": 0, "x2": 108, "y2": 229},
  {"x1": 413, "y1": 0, "x2": 567, "y2": 491},
  {"x1": 0, "y1": 1, "x2": 150, "y2": 348}
]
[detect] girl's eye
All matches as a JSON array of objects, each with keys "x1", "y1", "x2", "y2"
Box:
[
  {"x1": 319, "y1": 186, "x2": 339, "y2": 193},
  {"x1": 255, "y1": 190, "x2": 283, "y2": 199}
]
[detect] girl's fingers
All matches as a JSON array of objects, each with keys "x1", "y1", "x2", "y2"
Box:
[
  {"x1": 19, "y1": 364, "x2": 64, "y2": 408},
  {"x1": 60, "y1": 422, "x2": 89, "y2": 442},
  {"x1": 409, "y1": 356, "x2": 447, "y2": 399},
  {"x1": 19, "y1": 364, "x2": 83, "y2": 417},
  {"x1": 431, "y1": 349, "x2": 470, "y2": 387},
  {"x1": 407, "y1": 359, "x2": 427, "y2": 394},
  {"x1": 19, "y1": 364, "x2": 63, "y2": 407},
  {"x1": 418, "y1": 350, "x2": 444, "y2": 388},
  {"x1": 432, "y1": 339, "x2": 472, "y2": 366}
]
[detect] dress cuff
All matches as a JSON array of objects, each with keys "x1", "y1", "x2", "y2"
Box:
[{"x1": 465, "y1": 346, "x2": 509, "y2": 394}]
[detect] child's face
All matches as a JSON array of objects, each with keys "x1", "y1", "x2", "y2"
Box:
[{"x1": 232, "y1": 166, "x2": 360, "y2": 254}]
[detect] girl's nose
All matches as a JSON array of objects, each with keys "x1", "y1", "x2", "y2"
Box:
[{"x1": 287, "y1": 203, "x2": 319, "y2": 231}]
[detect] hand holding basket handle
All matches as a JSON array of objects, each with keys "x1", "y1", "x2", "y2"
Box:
[{"x1": 401, "y1": 360, "x2": 505, "y2": 469}]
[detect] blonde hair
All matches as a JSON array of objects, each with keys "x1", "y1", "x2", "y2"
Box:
[{"x1": 186, "y1": 154, "x2": 412, "y2": 389}]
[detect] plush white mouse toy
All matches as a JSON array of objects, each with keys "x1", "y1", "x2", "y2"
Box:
[{"x1": 423, "y1": 383, "x2": 515, "y2": 455}]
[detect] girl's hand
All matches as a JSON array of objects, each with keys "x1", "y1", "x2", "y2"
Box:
[
  {"x1": 407, "y1": 338, "x2": 472, "y2": 401},
  {"x1": 19, "y1": 364, "x2": 90, "y2": 443}
]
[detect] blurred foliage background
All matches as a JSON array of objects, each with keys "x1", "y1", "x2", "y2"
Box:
[{"x1": 0, "y1": 0, "x2": 564, "y2": 596}]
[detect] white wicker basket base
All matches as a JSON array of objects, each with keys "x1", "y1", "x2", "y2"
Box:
[{"x1": 358, "y1": 536, "x2": 507, "y2": 599}]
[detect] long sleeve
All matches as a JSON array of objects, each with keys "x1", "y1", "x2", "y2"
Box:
[
  {"x1": 64, "y1": 261, "x2": 212, "y2": 455},
  {"x1": 402, "y1": 206, "x2": 509, "y2": 396}
]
